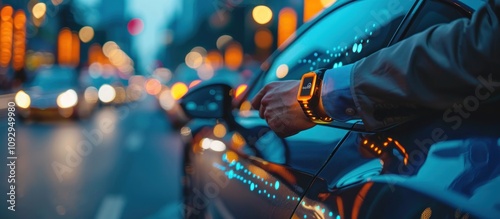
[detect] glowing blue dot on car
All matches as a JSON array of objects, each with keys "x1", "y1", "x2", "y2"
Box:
[
  {"x1": 275, "y1": 181, "x2": 280, "y2": 190},
  {"x1": 357, "y1": 44, "x2": 363, "y2": 53},
  {"x1": 287, "y1": 196, "x2": 290, "y2": 199},
  {"x1": 267, "y1": 194, "x2": 270, "y2": 198},
  {"x1": 250, "y1": 183, "x2": 255, "y2": 191},
  {"x1": 304, "y1": 215, "x2": 307, "y2": 219},
  {"x1": 329, "y1": 212, "x2": 333, "y2": 217},
  {"x1": 337, "y1": 215, "x2": 341, "y2": 219}
]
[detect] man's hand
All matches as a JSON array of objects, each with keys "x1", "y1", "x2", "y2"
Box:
[{"x1": 251, "y1": 80, "x2": 315, "y2": 138}]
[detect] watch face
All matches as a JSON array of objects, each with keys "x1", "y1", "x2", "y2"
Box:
[{"x1": 299, "y1": 76, "x2": 315, "y2": 97}]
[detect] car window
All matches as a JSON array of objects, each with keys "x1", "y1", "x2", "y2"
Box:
[
  {"x1": 403, "y1": 0, "x2": 471, "y2": 38},
  {"x1": 32, "y1": 67, "x2": 77, "y2": 88},
  {"x1": 247, "y1": 0, "x2": 415, "y2": 100}
]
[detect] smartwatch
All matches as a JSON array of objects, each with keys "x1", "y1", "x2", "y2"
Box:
[{"x1": 297, "y1": 69, "x2": 333, "y2": 124}]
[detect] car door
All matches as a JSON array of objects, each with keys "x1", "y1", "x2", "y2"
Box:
[
  {"x1": 292, "y1": 1, "x2": 500, "y2": 219},
  {"x1": 182, "y1": 0, "x2": 416, "y2": 218}
]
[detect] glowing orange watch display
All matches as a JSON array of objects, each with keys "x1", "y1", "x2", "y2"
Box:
[{"x1": 297, "y1": 69, "x2": 333, "y2": 124}]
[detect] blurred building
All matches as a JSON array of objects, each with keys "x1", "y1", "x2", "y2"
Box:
[{"x1": 164, "y1": 0, "x2": 312, "y2": 78}]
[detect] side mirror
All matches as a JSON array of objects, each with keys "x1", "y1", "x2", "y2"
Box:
[{"x1": 180, "y1": 83, "x2": 233, "y2": 119}]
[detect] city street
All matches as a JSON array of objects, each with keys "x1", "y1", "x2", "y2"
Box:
[{"x1": 0, "y1": 97, "x2": 184, "y2": 219}]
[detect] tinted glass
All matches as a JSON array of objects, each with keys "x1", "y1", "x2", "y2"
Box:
[
  {"x1": 403, "y1": 0, "x2": 469, "y2": 38},
  {"x1": 247, "y1": 0, "x2": 415, "y2": 100}
]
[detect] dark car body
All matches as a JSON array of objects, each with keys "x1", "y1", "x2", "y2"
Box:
[{"x1": 180, "y1": 0, "x2": 500, "y2": 218}]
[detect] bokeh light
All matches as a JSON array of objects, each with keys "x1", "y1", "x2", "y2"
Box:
[
  {"x1": 276, "y1": 64, "x2": 289, "y2": 78},
  {"x1": 15, "y1": 90, "x2": 30, "y2": 109},
  {"x1": 321, "y1": 0, "x2": 337, "y2": 8},
  {"x1": 235, "y1": 84, "x2": 248, "y2": 98},
  {"x1": 159, "y1": 89, "x2": 175, "y2": 110},
  {"x1": 127, "y1": 18, "x2": 144, "y2": 35},
  {"x1": 171, "y1": 82, "x2": 188, "y2": 100},
  {"x1": 185, "y1": 51, "x2": 203, "y2": 69},
  {"x1": 84, "y1": 87, "x2": 99, "y2": 104},
  {"x1": 255, "y1": 28, "x2": 273, "y2": 49},
  {"x1": 98, "y1": 84, "x2": 116, "y2": 103},
  {"x1": 102, "y1": 41, "x2": 119, "y2": 57},
  {"x1": 252, "y1": 5, "x2": 273, "y2": 25},
  {"x1": 79, "y1": 26, "x2": 94, "y2": 43},
  {"x1": 153, "y1": 67, "x2": 172, "y2": 83},
  {"x1": 278, "y1": 8, "x2": 297, "y2": 46},
  {"x1": 205, "y1": 51, "x2": 223, "y2": 69},
  {"x1": 32, "y1": 3, "x2": 47, "y2": 19},
  {"x1": 51, "y1": 0, "x2": 64, "y2": 6},
  {"x1": 216, "y1": 35, "x2": 232, "y2": 50},
  {"x1": 189, "y1": 79, "x2": 202, "y2": 88},
  {"x1": 213, "y1": 124, "x2": 227, "y2": 138},
  {"x1": 224, "y1": 42, "x2": 243, "y2": 70},
  {"x1": 145, "y1": 78, "x2": 162, "y2": 95},
  {"x1": 197, "y1": 64, "x2": 214, "y2": 80},
  {"x1": 192, "y1": 46, "x2": 207, "y2": 57},
  {"x1": 56, "y1": 89, "x2": 78, "y2": 108}
]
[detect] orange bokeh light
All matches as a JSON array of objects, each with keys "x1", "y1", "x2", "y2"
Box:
[
  {"x1": 235, "y1": 84, "x2": 247, "y2": 98},
  {"x1": 145, "y1": 78, "x2": 162, "y2": 95},
  {"x1": 303, "y1": 0, "x2": 324, "y2": 22},
  {"x1": 278, "y1": 8, "x2": 297, "y2": 47},
  {"x1": 205, "y1": 51, "x2": 223, "y2": 69},
  {"x1": 224, "y1": 42, "x2": 243, "y2": 70},
  {"x1": 254, "y1": 28, "x2": 273, "y2": 49}
]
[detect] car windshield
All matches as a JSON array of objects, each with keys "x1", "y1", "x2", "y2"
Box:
[
  {"x1": 246, "y1": 0, "x2": 414, "y2": 101},
  {"x1": 31, "y1": 67, "x2": 78, "y2": 89}
]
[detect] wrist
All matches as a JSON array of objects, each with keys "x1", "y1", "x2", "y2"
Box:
[{"x1": 297, "y1": 69, "x2": 333, "y2": 124}]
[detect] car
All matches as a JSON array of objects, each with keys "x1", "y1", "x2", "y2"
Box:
[
  {"x1": 14, "y1": 65, "x2": 98, "y2": 120},
  {"x1": 178, "y1": 0, "x2": 500, "y2": 218}
]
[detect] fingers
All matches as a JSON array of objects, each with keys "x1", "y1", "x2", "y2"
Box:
[{"x1": 251, "y1": 86, "x2": 267, "y2": 111}]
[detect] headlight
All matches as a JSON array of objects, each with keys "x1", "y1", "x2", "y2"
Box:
[
  {"x1": 57, "y1": 89, "x2": 78, "y2": 108},
  {"x1": 15, "y1": 90, "x2": 31, "y2": 109},
  {"x1": 98, "y1": 84, "x2": 116, "y2": 103}
]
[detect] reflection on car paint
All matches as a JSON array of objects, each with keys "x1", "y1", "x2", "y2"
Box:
[{"x1": 220, "y1": 153, "x2": 303, "y2": 202}]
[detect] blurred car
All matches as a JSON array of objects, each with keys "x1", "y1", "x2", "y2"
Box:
[
  {"x1": 15, "y1": 65, "x2": 97, "y2": 120},
  {"x1": 179, "y1": 0, "x2": 500, "y2": 218},
  {"x1": 80, "y1": 64, "x2": 132, "y2": 106}
]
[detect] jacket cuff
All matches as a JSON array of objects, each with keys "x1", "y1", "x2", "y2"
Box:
[{"x1": 321, "y1": 64, "x2": 360, "y2": 122}]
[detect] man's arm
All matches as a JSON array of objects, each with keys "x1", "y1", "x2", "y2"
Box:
[{"x1": 347, "y1": 0, "x2": 500, "y2": 130}]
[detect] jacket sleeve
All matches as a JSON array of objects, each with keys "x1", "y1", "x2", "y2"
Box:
[{"x1": 351, "y1": 0, "x2": 500, "y2": 130}]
